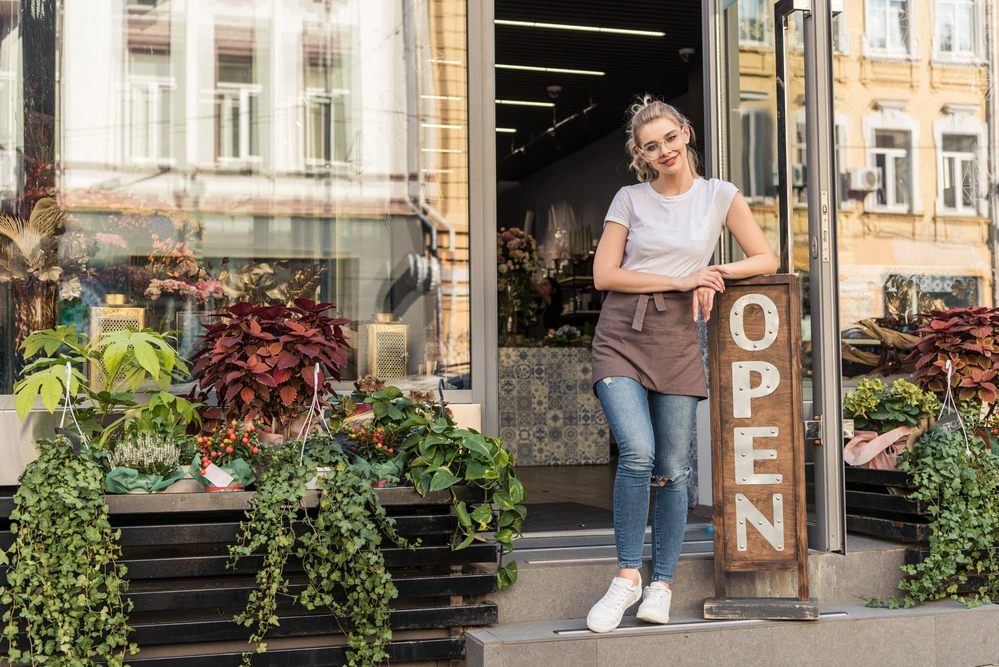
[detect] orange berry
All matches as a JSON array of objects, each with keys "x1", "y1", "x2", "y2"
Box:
[
  {"x1": 226, "y1": 446, "x2": 234, "y2": 454},
  {"x1": 251, "y1": 447, "x2": 259, "y2": 455}
]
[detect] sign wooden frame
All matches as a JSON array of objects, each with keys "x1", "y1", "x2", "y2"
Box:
[{"x1": 704, "y1": 275, "x2": 818, "y2": 620}]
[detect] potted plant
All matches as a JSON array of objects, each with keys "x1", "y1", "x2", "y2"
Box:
[
  {"x1": 909, "y1": 306, "x2": 999, "y2": 415},
  {"x1": 190, "y1": 420, "x2": 265, "y2": 492},
  {"x1": 843, "y1": 378, "x2": 939, "y2": 470},
  {"x1": 541, "y1": 324, "x2": 587, "y2": 347},
  {"x1": 190, "y1": 299, "x2": 349, "y2": 442},
  {"x1": 11, "y1": 324, "x2": 191, "y2": 440},
  {"x1": 105, "y1": 430, "x2": 188, "y2": 494}
]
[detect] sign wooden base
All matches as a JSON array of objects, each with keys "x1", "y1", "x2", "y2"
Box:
[
  {"x1": 705, "y1": 276, "x2": 817, "y2": 622},
  {"x1": 704, "y1": 597, "x2": 819, "y2": 621}
]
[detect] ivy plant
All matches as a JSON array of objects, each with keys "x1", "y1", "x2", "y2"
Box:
[
  {"x1": 0, "y1": 435, "x2": 137, "y2": 666},
  {"x1": 297, "y1": 438, "x2": 410, "y2": 666},
  {"x1": 873, "y1": 423, "x2": 999, "y2": 608},
  {"x1": 228, "y1": 437, "x2": 411, "y2": 666},
  {"x1": 228, "y1": 443, "x2": 311, "y2": 665}
]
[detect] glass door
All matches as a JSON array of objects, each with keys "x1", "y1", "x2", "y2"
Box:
[{"x1": 711, "y1": 0, "x2": 846, "y2": 552}]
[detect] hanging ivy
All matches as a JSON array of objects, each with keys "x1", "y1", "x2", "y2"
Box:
[
  {"x1": 876, "y1": 423, "x2": 999, "y2": 608},
  {"x1": 0, "y1": 435, "x2": 137, "y2": 666}
]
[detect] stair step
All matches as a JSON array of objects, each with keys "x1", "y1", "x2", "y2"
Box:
[
  {"x1": 466, "y1": 600, "x2": 999, "y2": 667},
  {"x1": 478, "y1": 534, "x2": 908, "y2": 624}
]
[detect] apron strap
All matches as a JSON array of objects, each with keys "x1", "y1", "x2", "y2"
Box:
[{"x1": 631, "y1": 293, "x2": 668, "y2": 331}]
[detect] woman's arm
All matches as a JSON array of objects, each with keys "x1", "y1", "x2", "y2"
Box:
[
  {"x1": 593, "y1": 221, "x2": 728, "y2": 293},
  {"x1": 530, "y1": 278, "x2": 552, "y2": 306},
  {"x1": 720, "y1": 193, "x2": 779, "y2": 279}
]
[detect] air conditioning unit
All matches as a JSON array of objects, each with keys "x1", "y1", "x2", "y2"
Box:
[
  {"x1": 849, "y1": 167, "x2": 882, "y2": 192},
  {"x1": 791, "y1": 163, "x2": 806, "y2": 188}
]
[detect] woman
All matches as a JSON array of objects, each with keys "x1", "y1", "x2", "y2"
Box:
[
  {"x1": 532, "y1": 276, "x2": 563, "y2": 333},
  {"x1": 586, "y1": 96, "x2": 777, "y2": 633}
]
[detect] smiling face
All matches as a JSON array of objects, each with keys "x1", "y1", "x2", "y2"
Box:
[{"x1": 635, "y1": 116, "x2": 690, "y2": 178}]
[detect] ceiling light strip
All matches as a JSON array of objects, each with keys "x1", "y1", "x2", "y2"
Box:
[
  {"x1": 422, "y1": 94, "x2": 463, "y2": 101},
  {"x1": 496, "y1": 99, "x2": 555, "y2": 107},
  {"x1": 495, "y1": 19, "x2": 665, "y2": 37},
  {"x1": 496, "y1": 64, "x2": 605, "y2": 76},
  {"x1": 496, "y1": 127, "x2": 517, "y2": 133}
]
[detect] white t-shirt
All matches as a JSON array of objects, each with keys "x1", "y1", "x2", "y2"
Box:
[{"x1": 604, "y1": 178, "x2": 740, "y2": 278}]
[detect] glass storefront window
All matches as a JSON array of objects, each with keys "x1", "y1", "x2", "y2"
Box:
[{"x1": 0, "y1": 0, "x2": 472, "y2": 395}]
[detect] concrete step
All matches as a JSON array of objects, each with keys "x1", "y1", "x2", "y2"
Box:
[
  {"x1": 479, "y1": 535, "x2": 908, "y2": 624},
  {"x1": 466, "y1": 599, "x2": 999, "y2": 667}
]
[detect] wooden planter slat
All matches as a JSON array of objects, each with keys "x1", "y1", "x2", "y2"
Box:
[
  {"x1": 0, "y1": 485, "x2": 500, "y2": 666},
  {"x1": 846, "y1": 515, "x2": 932, "y2": 543},
  {"x1": 844, "y1": 466, "x2": 929, "y2": 544}
]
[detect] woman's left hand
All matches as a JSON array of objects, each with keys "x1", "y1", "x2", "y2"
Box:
[{"x1": 692, "y1": 286, "x2": 717, "y2": 322}]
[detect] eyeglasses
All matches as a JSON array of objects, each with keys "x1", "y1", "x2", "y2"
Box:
[{"x1": 638, "y1": 132, "x2": 685, "y2": 159}]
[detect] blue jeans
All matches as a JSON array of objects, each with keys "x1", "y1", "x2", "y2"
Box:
[{"x1": 596, "y1": 376, "x2": 698, "y2": 584}]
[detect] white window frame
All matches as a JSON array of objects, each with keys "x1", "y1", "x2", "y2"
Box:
[
  {"x1": 304, "y1": 87, "x2": 350, "y2": 171},
  {"x1": 128, "y1": 75, "x2": 175, "y2": 165},
  {"x1": 932, "y1": 0, "x2": 984, "y2": 64},
  {"x1": 833, "y1": 9, "x2": 850, "y2": 54},
  {"x1": 863, "y1": 0, "x2": 919, "y2": 61},
  {"x1": 738, "y1": 0, "x2": 772, "y2": 47},
  {"x1": 933, "y1": 108, "x2": 988, "y2": 216},
  {"x1": 216, "y1": 83, "x2": 262, "y2": 165},
  {"x1": 863, "y1": 103, "x2": 922, "y2": 214},
  {"x1": 794, "y1": 110, "x2": 852, "y2": 209}
]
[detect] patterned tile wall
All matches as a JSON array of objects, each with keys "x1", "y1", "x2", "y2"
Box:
[{"x1": 498, "y1": 347, "x2": 611, "y2": 466}]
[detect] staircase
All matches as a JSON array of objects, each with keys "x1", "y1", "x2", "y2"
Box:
[{"x1": 468, "y1": 523, "x2": 999, "y2": 667}]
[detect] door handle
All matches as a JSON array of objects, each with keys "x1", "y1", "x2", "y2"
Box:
[{"x1": 774, "y1": 0, "x2": 809, "y2": 275}]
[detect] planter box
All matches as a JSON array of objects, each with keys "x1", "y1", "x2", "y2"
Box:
[
  {"x1": 0, "y1": 485, "x2": 498, "y2": 666},
  {"x1": 845, "y1": 466, "x2": 931, "y2": 543}
]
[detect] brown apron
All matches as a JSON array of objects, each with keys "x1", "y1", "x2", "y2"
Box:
[{"x1": 591, "y1": 290, "x2": 707, "y2": 399}]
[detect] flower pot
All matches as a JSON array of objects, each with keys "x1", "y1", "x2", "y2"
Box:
[
  {"x1": 165, "y1": 466, "x2": 202, "y2": 494},
  {"x1": 204, "y1": 484, "x2": 245, "y2": 493}
]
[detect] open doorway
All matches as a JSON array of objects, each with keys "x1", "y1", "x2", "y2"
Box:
[{"x1": 493, "y1": 1, "x2": 713, "y2": 549}]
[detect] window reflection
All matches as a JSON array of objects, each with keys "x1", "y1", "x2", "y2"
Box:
[{"x1": 0, "y1": 0, "x2": 471, "y2": 394}]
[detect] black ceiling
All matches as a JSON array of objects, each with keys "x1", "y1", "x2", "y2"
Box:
[{"x1": 494, "y1": 0, "x2": 703, "y2": 182}]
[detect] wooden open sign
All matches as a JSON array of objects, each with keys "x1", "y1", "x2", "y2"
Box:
[{"x1": 704, "y1": 275, "x2": 818, "y2": 620}]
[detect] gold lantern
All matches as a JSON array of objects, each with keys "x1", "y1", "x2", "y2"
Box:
[
  {"x1": 357, "y1": 314, "x2": 409, "y2": 379},
  {"x1": 88, "y1": 294, "x2": 146, "y2": 389}
]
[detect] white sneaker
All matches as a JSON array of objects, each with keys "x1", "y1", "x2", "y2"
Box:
[
  {"x1": 636, "y1": 582, "x2": 672, "y2": 624},
  {"x1": 586, "y1": 575, "x2": 642, "y2": 633}
]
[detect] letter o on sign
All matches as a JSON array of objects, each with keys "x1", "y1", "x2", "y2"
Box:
[{"x1": 730, "y1": 294, "x2": 779, "y2": 352}]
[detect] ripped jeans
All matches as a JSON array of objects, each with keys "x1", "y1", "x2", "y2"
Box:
[{"x1": 596, "y1": 376, "x2": 698, "y2": 584}]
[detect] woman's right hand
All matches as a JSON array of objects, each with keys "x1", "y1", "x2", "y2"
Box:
[{"x1": 677, "y1": 265, "x2": 729, "y2": 293}]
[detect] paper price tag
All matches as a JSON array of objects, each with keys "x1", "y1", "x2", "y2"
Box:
[{"x1": 202, "y1": 463, "x2": 235, "y2": 488}]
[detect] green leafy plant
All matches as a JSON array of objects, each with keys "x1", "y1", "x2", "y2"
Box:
[
  {"x1": 909, "y1": 306, "x2": 999, "y2": 407},
  {"x1": 11, "y1": 324, "x2": 192, "y2": 440},
  {"x1": 843, "y1": 378, "x2": 940, "y2": 432},
  {"x1": 872, "y1": 424, "x2": 999, "y2": 608},
  {"x1": 190, "y1": 300, "x2": 349, "y2": 437},
  {"x1": 541, "y1": 325, "x2": 586, "y2": 348},
  {"x1": 0, "y1": 435, "x2": 137, "y2": 666},
  {"x1": 228, "y1": 443, "x2": 311, "y2": 665}
]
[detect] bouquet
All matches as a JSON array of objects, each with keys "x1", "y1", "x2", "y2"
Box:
[
  {"x1": 497, "y1": 227, "x2": 539, "y2": 332},
  {"x1": 542, "y1": 325, "x2": 586, "y2": 348}
]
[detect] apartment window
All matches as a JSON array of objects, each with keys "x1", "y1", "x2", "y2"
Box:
[
  {"x1": 128, "y1": 52, "x2": 173, "y2": 163},
  {"x1": 305, "y1": 56, "x2": 349, "y2": 169},
  {"x1": 873, "y1": 129, "x2": 911, "y2": 211},
  {"x1": 939, "y1": 135, "x2": 978, "y2": 214},
  {"x1": 740, "y1": 108, "x2": 774, "y2": 201},
  {"x1": 935, "y1": 0, "x2": 977, "y2": 60},
  {"x1": 832, "y1": 13, "x2": 847, "y2": 53},
  {"x1": 793, "y1": 115, "x2": 849, "y2": 208},
  {"x1": 738, "y1": 0, "x2": 770, "y2": 45},
  {"x1": 216, "y1": 55, "x2": 260, "y2": 163},
  {"x1": 866, "y1": 0, "x2": 910, "y2": 54}
]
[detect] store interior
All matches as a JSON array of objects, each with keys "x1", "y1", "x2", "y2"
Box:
[{"x1": 493, "y1": 0, "x2": 713, "y2": 533}]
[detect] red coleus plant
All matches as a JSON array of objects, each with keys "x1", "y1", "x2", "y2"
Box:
[
  {"x1": 909, "y1": 306, "x2": 999, "y2": 405},
  {"x1": 191, "y1": 299, "x2": 350, "y2": 434}
]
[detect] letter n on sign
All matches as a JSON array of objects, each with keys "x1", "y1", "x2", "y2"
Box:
[{"x1": 704, "y1": 275, "x2": 818, "y2": 621}]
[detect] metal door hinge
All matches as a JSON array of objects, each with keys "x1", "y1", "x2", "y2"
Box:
[{"x1": 804, "y1": 418, "x2": 854, "y2": 444}]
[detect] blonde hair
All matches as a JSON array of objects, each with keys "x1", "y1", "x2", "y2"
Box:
[{"x1": 625, "y1": 95, "x2": 700, "y2": 183}]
